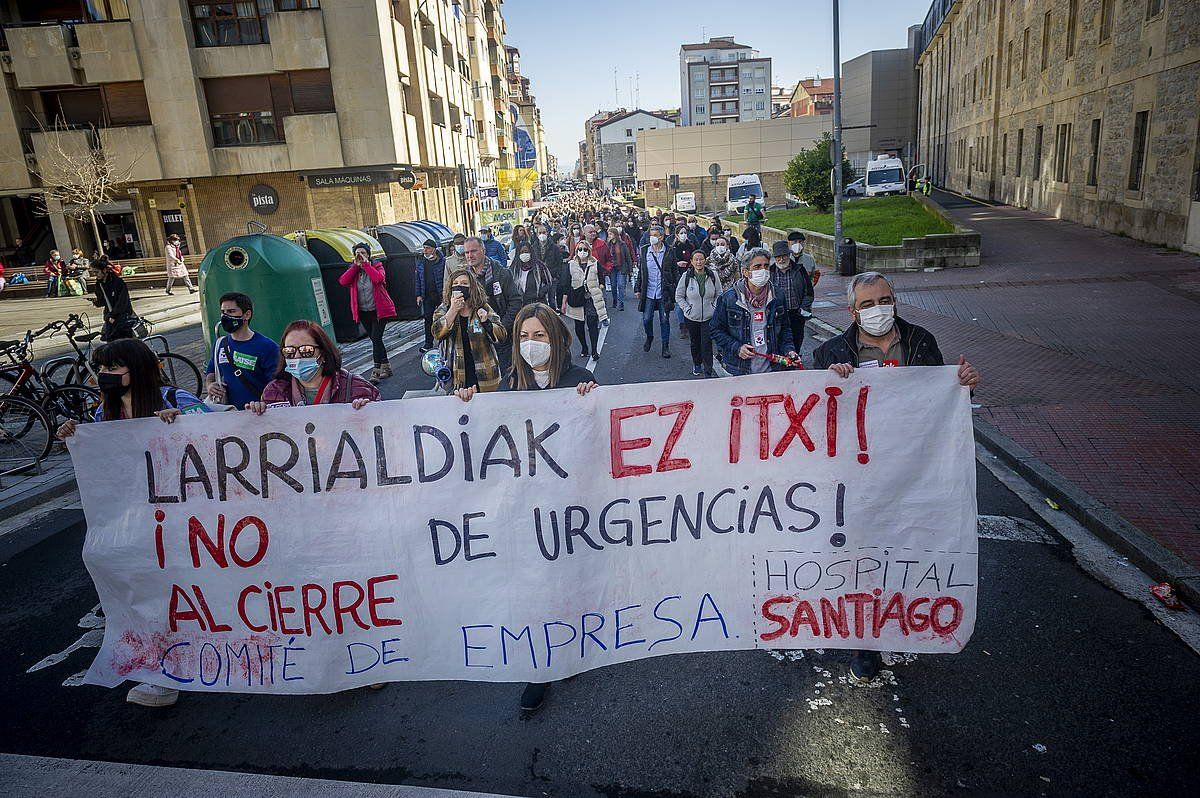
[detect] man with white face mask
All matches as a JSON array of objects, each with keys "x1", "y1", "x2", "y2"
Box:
[
  {"x1": 710, "y1": 248, "x2": 798, "y2": 375},
  {"x1": 813, "y1": 271, "x2": 980, "y2": 683}
]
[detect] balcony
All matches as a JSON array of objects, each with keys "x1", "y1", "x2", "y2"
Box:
[
  {"x1": 99, "y1": 125, "x2": 163, "y2": 181},
  {"x1": 282, "y1": 112, "x2": 342, "y2": 171},
  {"x1": 268, "y1": 7, "x2": 328, "y2": 72},
  {"x1": 5, "y1": 23, "x2": 79, "y2": 88},
  {"x1": 75, "y1": 20, "x2": 141, "y2": 83}
]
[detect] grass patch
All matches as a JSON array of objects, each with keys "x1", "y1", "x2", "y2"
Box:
[{"x1": 728, "y1": 196, "x2": 954, "y2": 246}]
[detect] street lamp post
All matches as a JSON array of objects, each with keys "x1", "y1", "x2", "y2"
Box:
[{"x1": 832, "y1": 0, "x2": 845, "y2": 274}]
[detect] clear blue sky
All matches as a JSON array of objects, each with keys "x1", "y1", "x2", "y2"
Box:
[{"x1": 503, "y1": 0, "x2": 932, "y2": 173}]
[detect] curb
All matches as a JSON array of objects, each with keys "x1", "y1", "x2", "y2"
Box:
[{"x1": 973, "y1": 417, "x2": 1200, "y2": 608}]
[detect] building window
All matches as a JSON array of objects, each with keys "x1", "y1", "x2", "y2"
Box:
[
  {"x1": 464, "y1": 113, "x2": 474, "y2": 137},
  {"x1": 627, "y1": 163, "x2": 635, "y2": 174},
  {"x1": 1021, "y1": 28, "x2": 1029, "y2": 79},
  {"x1": 1054, "y1": 123, "x2": 1072, "y2": 182},
  {"x1": 754, "y1": 87, "x2": 765, "y2": 94},
  {"x1": 1086, "y1": 118, "x2": 1101, "y2": 186},
  {"x1": 1034, "y1": 125, "x2": 1044, "y2": 178},
  {"x1": 204, "y1": 75, "x2": 284, "y2": 145},
  {"x1": 1006, "y1": 40, "x2": 1013, "y2": 87},
  {"x1": 695, "y1": 88, "x2": 705, "y2": 98},
  {"x1": 626, "y1": 144, "x2": 634, "y2": 155},
  {"x1": 1128, "y1": 110, "x2": 1150, "y2": 191},
  {"x1": 1016, "y1": 129, "x2": 1024, "y2": 177},
  {"x1": 1001, "y1": 132, "x2": 1007, "y2": 175},
  {"x1": 1099, "y1": 0, "x2": 1115, "y2": 42},
  {"x1": 741, "y1": 70, "x2": 752, "y2": 78},
  {"x1": 190, "y1": 0, "x2": 276, "y2": 48},
  {"x1": 1066, "y1": 0, "x2": 1078, "y2": 58},
  {"x1": 742, "y1": 87, "x2": 752, "y2": 95},
  {"x1": 428, "y1": 92, "x2": 445, "y2": 126},
  {"x1": 625, "y1": 128, "x2": 633, "y2": 137},
  {"x1": 695, "y1": 105, "x2": 705, "y2": 115},
  {"x1": 40, "y1": 82, "x2": 151, "y2": 128},
  {"x1": 276, "y1": 0, "x2": 320, "y2": 8},
  {"x1": 1146, "y1": 0, "x2": 1164, "y2": 20},
  {"x1": 1041, "y1": 12, "x2": 1051, "y2": 70}
]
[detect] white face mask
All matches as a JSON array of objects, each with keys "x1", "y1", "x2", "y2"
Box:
[
  {"x1": 857, "y1": 303, "x2": 896, "y2": 336},
  {"x1": 677, "y1": 232, "x2": 688, "y2": 241},
  {"x1": 748, "y1": 268, "x2": 771, "y2": 288},
  {"x1": 790, "y1": 242, "x2": 803, "y2": 254},
  {"x1": 713, "y1": 245, "x2": 727, "y2": 255},
  {"x1": 649, "y1": 235, "x2": 661, "y2": 246},
  {"x1": 519, "y1": 252, "x2": 532, "y2": 263},
  {"x1": 538, "y1": 233, "x2": 548, "y2": 242},
  {"x1": 520, "y1": 339, "x2": 552, "y2": 368},
  {"x1": 455, "y1": 244, "x2": 465, "y2": 255},
  {"x1": 576, "y1": 249, "x2": 590, "y2": 261}
]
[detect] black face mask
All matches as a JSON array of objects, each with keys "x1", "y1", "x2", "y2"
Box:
[
  {"x1": 220, "y1": 314, "x2": 244, "y2": 333},
  {"x1": 97, "y1": 372, "x2": 127, "y2": 396}
]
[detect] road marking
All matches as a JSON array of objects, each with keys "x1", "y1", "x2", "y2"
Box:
[{"x1": 977, "y1": 444, "x2": 1200, "y2": 655}]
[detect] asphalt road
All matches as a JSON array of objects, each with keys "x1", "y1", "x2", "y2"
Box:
[{"x1": 2, "y1": 291, "x2": 1198, "y2": 797}]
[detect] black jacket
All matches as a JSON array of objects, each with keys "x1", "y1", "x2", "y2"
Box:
[
  {"x1": 812, "y1": 317, "x2": 944, "y2": 369},
  {"x1": 515, "y1": 262, "x2": 555, "y2": 307},
  {"x1": 478, "y1": 258, "x2": 521, "y2": 332},
  {"x1": 635, "y1": 244, "x2": 680, "y2": 312}
]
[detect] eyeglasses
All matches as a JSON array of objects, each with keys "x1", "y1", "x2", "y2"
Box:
[{"x1": 281, "y1": 345, "x2": 319, "y2": 359}]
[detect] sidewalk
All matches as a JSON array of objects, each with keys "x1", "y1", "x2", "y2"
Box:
[{"x1": 813, "y1": 190, "x2": 1200, "y2": 569}]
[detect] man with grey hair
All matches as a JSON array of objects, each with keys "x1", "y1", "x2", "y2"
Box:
[
  {"x1": 635, "y1": 223, "x2": 680, "y2": 358},
  {"x1": 813, "y1": 270, "x2": 980, "y2": 682},
  {"x1": 463, "y1": 234, "x2": 520, "y2": 374},
  {"x1": 710, "y1": 246, "x2": 799, "y2": 375}
]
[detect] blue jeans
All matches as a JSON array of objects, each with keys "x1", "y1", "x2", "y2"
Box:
[
  {"x1": 611, "y1": 273, "x2": 626, "y2": 308},
  {"x1": 642, "y1": 297, "x2": 670, "y2": 342}
]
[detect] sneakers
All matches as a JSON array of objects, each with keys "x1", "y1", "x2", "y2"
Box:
[
  {"x1": 691, "y1": 365, "x2": 703, "y2": 376},
  {"x1": 165, "y1": 290, "x2": 173, "y2": 296},
  {"x1": 126, "y1": 683, "x2": 179, "y2": 707},
  {"x1": 520, "y1": 682, "x2": 549, "y2": 712},
  {"x1": 643, "y1": 336, "x2": 653, "y2": 352},
  {"x1": 419, "y1": 345, "x2": 432, "y2": 353},
  {"x1": 849, "y1": 650, "x2": 883, "y2": 683}
]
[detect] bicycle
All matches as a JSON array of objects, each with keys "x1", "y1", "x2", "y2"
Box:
[
  {"x1": 39, "y1": 313, "x2": 204, "y2": 397},
  {"x1": 0, "y1": 324, "x2": 102, "y2": 426},
  {"x1": 0, "y1": 393, "x2": 54, "y2": 476}
]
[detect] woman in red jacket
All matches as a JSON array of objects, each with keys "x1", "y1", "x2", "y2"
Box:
[
  {"x1": 248, "y1": 320, "x2": 379, "y2": 412},
  {"x1": 338, "y1": 243, "x2": 397, "y2": 382}
]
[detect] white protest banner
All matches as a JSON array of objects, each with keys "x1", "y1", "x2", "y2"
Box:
[{"x1": 72, "y1": 367, "x2": 976, "y2": 694}]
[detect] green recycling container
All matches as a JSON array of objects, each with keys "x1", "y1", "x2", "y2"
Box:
[{"x1": 198, "y1": 233, "x2": 336, "y2": 354}]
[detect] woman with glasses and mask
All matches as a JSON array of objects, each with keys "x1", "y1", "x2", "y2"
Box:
[
  {"x1": 560, "y1": 238, "x2": 607, "y2": 362},
  {"x1": 454, "y1": 302, "x2": 598, "y2": 712},
  {"x1": 249, "y1": 320, "x2": 379, "y2": 412},
  {"x1": 56, "y1": 337, "x2": 204, "y2": 709}
]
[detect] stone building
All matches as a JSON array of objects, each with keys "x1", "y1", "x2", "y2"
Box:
[
  {"x1": 595, "y1": 109, "x2": 676, "y2": 191},
  {"x1": 916, "y1": 0, "x2": 1200, "y2": 251},
  {"x1": 0, "y1": 0, "x2": 519, "y2": 265}
]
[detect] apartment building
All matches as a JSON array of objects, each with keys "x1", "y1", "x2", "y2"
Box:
[
  {"x1": 594, "y1": 109, "x2": 675, "y2": 190},
  {"x1": 678, "y1": 37, "x2": 773, "y2": 127},
  {"x1": 916, "y1": 0, "x2": 1200, "y2": 251},
  {"x1": 789, "y1": 78, "x2": 834, "y2": 117},
  {"x1": 0, "y1": 0, "x2": 518, "y2": 264},
  {"x1": 505, "y1": 44, "x2": 549, "y2": 194}
]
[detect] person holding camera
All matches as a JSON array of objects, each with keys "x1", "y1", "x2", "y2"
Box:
[{"x1": 432, "y1": 267, "x2": 507, "y2": 395}]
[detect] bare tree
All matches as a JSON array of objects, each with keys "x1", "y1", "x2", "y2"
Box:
[{"x1": 25, "y1": 121, "x2": 142, "y2": 254}]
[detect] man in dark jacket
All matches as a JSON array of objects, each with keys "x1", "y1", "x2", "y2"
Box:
[
  {"x1": 479, "y1": 226, "x2": 509, "y2": 268},
  {"x1": 634, "y1": 224, "x2": 680, "y2": 358},
  {"x1": 464, "y1": 235, "x2": 520, "y2": 373},
  {"x1": 415, "y1": 239, "x2": 446, "y2": 352},
  {"x1": 770, "y1": 238, "x2": 816, "y2": 351},
  {"x1": 812, "y1": 270, "x2": 980, "y2": 684}
]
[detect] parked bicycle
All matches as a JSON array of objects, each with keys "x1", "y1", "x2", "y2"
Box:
[
  {"x1": 0, "y1": 323, "x2": 101, "y2": 426},
  {"x1": 0, "y1": 393, "x2": 53, "y2": 478},
  {"x1": 39, "y1": 313, "x2": 204, "y2": 397}
]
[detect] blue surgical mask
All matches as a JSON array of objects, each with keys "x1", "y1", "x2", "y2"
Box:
[{"x1": 285, "y1": 357, "x2": 321, "y2": 381}]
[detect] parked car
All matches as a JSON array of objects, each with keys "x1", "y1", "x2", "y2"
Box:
[{"x1": 844, "y1": 178, "x2": 866, "y2": 197}]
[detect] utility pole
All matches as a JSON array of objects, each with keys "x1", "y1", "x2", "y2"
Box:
[
  {"x1": 831, "y1": 0, "x2": 845, "y2": 273},
  {"x1": 614, "y1": 67, "x2": 620, "y2": 107}
]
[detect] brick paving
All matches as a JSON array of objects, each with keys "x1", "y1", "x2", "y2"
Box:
[{"x1": 813, "y1": 191, "x2": 1200, "y2": 568}]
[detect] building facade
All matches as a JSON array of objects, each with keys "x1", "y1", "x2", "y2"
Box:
[
  {"x1": 595, "y1": 110, "x2": 676, "y2": 190},
  {"x1": 916, "y1": 0, "x2": 1200, "y2": 251},
  {"x1": 678, "y1": 37, "x2": 773, "y2": 127},
  {"x1": 0, "y1": 0, "x2": 521, "y2": 265},
  {"x1": 789, "y1": 78, "x2": 834, "y2": 117},
  {"x1": 841, "y1": 45, "x2": 920, "y2": 174},
  {"x1": 637, "y1": 115, "x2": 831, "y2": 211}
]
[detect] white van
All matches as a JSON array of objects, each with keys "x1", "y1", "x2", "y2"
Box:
[
  {"x1": 673, "y1": 191, "x2": 696, "y2": 212},
  {"x1": 865, "y1": 154, "x2": 907, "y2": 197},
  {"x1": 726, "y1": 174, "x2": 764, "y2": 214}
]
